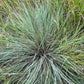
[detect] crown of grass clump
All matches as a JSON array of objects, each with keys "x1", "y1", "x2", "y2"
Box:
[{"x1": 0, "y1": 1, "x2": 84, "y2": 84}]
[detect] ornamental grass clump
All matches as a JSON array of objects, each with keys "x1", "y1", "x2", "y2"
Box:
[{"x1": 0, "y1": 1, "x2": 84, "y2": 84}]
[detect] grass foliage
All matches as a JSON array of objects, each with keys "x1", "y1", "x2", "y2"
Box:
[{"x1": 0, "y1": 0, "x2": 84, "y2": 84}]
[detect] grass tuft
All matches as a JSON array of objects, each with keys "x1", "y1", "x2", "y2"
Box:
[{"x1": 0, "y1": 1, "x2": 84, "y2": 84}]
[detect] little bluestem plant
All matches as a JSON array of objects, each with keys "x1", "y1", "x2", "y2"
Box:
[{"x1": 0, "y1": 1, "x2": 84, "y2": 84}]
